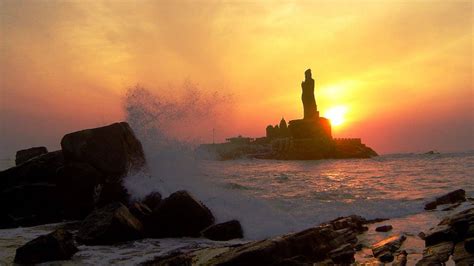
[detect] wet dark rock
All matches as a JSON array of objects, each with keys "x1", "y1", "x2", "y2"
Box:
[
  {"x1": 371, "y1": 234, "x2": 406, "y2": 260},
  {"x1": 0, "y1": 150, "x2": 64, "y2": 192},
  {"x1": 365, "y1": 217, "x2": 389, "y2": 224},
  {"x1": 77, "y1": 202, "x2": 143, "y2": 245},
  {"x1": 201, "y1": 220, "x2": 243, "y2": 241},
  {"x1": 207, "y1": 225, "x2": 358, "y2": 265},
  {"x1": 424, "y1": 224, "x2": 457, "y2": 246},
  {"x1": 14, "y1": 229, "x2": 77, "y2": 264},
  {"x1": 417, "y1": 241, "x2": 454, "y2": 265},
  {"x1": 142, "y1": 215, "x2": 367, "y2": 265},
  {"x1": 375, "y1": 225, "x2": 393, "y2": 232},
  {"x1": 0, "y1": 182, "x2": 63, "y2": 228},
  {"x1": 418, "y1": 207, "x2": 474, "y2": 265},
  {"x1": 324, "y1": 214, "x2": 368, "y2": 233},
  {"x1": 328, "y1": 243, "x2": 355, "y2": 264},
  {"x1": 453, "y1": 240, "x2": 474, "y2": 265},
  {"x1": 425, "y1": 207, "x2": 474, "y2": 246},
  {"x1": 15, "y1": 146, "x2": 48, "y2": 165},
  {"x1": 393, "y1": 250, "x2": 407, "y2": 266},
  {"x1": 146, "y1": 190, "x2": 215, "y2": 238},
  {"x1": 465, "y1": 237, "x2": 474, "y2": 253},
  {"x1": 378, "y1": 253, "x2": 394, "y2": 263},
  {"x1": 142, "y1": 191, "x2": 162, "y2": 210},
  {"x1": 418, "y1": 232, "x2": 426, "y2": 240},
  {"x1": 129, "y1": 201, "x2": 152, "y2": 223},
  {"x1": 61, "y1": 122, "x2": 146, "y2": 181},
  {"x1": 56, "y1": 162, "x2": 103, "y2": 219},
  {"x1": 95, "y1": 181, "x2": 130, "y2": 207},
  {"x1": 441, "y1": 202, "x2": 461, "y2": 211},
  {"x1": 424, "y1": 189, "x2": 466, "y2": 210},
  {"x1": 0, "y1": 151, "x2": 65, "y2": 229}
]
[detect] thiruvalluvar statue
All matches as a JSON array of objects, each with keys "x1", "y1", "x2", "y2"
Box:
[{"x1": 301, "y1": 69, "x2": 318, "y2": 119}]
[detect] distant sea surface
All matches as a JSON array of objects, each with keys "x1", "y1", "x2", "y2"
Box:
[{"x1": 201, "y1": 151, "x2": 474, "y2": 227}]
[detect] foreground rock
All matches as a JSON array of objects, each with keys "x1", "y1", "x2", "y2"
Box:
[
  {"x1": 0, "y1": 150, "x2": 64, "y2": 192},
  {"x1": 424, "y1": 189, "x2": 466, "y2": 210},
  {"x1": 129, "y1": 201, "x2": 152, "y2": 223},
  {"x1": 15, "y1": 146, "x2": 48, "y2": 165},
  {"x1": 0, "y1": 150, "x2": 65, "y2": 228},
  {"x1": 14, "y1": 229, "x2": 78, "y2": 264},
  {"x1": 61, "y1": 122, "x2": 145, "y2": 180},
  {"x1": 0, "y1": 122, "x2": 146, "y2": 228},
  {"x1": 371, "y1": 234, "x2": 406, "y2": 262},
  {"x1": 417, "y1": 207, "x2": 474, "y2": 265},
  {"x1": 146, "y1": 190, "x2": 215, "y2": 238},
  {"x1": 201, "y1": 220, "x2": 243, "y2": 241},
  {"x1": 375, "y1": 225, "x2": 393, "y2": 232},
  {"x1": 142, "y1": 191, "x2": 162, "y2": 210},
  {"x1": 77, "y1": 203, "x2": 144, "y2": 245},
  {"x1": 56, "y1": 162, "x2": 103, "y2": 219},
  {"x1": 145, "y1": 215, "x2": 368, "y2": 265}
]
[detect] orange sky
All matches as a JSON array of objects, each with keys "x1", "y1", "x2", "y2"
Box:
[{"x1": 0, "y1": 0, "x2": 473, "y2": 156}]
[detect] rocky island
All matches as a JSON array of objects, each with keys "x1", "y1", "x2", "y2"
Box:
[{"x1": 198, "y1": 69, "x2": 377, "y2": 160}]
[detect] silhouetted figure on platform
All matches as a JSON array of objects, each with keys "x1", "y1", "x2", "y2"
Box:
[{"x1": 301, "y1": 69, "x2": 318, "y2": 119}]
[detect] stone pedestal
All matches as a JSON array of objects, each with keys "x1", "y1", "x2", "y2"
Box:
[{"x1": 288, "y1": 118, "x2": 332, "y2": 140}]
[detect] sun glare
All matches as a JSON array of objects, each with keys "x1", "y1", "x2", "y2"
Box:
[{"x1": 324, "y1": 106, "x2": 347, "y2": 126}]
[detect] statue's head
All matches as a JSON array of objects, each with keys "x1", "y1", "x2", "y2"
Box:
[{"x1": 304, "y1": 69, "x2": 312, "y2": 80}]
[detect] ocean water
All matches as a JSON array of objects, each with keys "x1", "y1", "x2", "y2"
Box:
[{"x1": 201, "y1": 152, "x2": 474, "y2": 230}]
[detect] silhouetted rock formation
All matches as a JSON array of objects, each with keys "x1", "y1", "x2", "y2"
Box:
[
  {"x1": 201, "y1": 220, "x2": 243, "y2": 241},
  {"x1": 0, "y1": 122, "x2": 147, "y2": 229},
  {"x1": 144, "y1": 215, "x2": 370, "y2": 265},
  {"x1": 14, "y1": 229, "x2": 78, "y2": 264},
  {"x1": 77, "y1": 202, "x2": 144, "y2": 245},
  {"x1": 145, "y1": 190, "x2": 215, "y2": 238},
  {"x1": 61, "y1": 122, "x2": 145, "y2": 181},
  {"x1": 15, "y1": 146, "x2": 48, "y2": 165},
  {"x1": 417, "y1": 207, "x2": 474, "y2": 265},
  {"x1": 424, "y1": 189, "x2": 466, "y2": 210}
]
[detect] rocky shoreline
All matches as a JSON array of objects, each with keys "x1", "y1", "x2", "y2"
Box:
[{"x1": 1, "y1": 122, "x2": 473, "y2": 265}]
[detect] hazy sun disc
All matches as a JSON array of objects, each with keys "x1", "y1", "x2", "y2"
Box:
[{"x1": 324, "y1": 106, "x2": 347, "y2": 126}]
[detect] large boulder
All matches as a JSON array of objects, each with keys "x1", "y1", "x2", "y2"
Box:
[
  {"x1": 55, "y1": 162, "x2": 104, "y2": 219},
  {"x1": 201, "y1": 220, "x2": 243, "y2": 241},
  {"x1": 0, "y1": 151, "x2": 65, "y2": 228},
  {"x1": 0, "y1": 183, "x2": 63, "y2": 228},
  {"x1": 424, "y1": 189, "x2": 466, "y2": 210},
  {"x1": 0, "y1": 150, "x2": 64, "y2": 192},
  {"x1": 77, "y1": 202, "x2": 144, "y2": 245},
  {"x1": 129, "y1": 201, "x2": 152, "y2": 223},
  {"x1": 60, "y1": 122, "x2": 145, "y2": 181},
  {"x1": 14, "y1": 229, "x2": 78, "y2": 264},
  {"x1": 15, "y1": 146, "x2": 48, "y2": 165},
  {"x1": 146, "y1": 190, "x2": 215, "y2": 238},
  {"x1": 142, "y1": 191, "x2": 162, "y2": 211}
]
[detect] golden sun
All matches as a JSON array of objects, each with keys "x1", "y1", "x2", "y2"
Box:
[{"x1": 324, "y1": 106, "x2": 347, "y2": 126}]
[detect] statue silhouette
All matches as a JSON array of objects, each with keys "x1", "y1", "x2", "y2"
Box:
[{"x1": 301, "y1": 69, "x2": 318, "y2": 119}]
